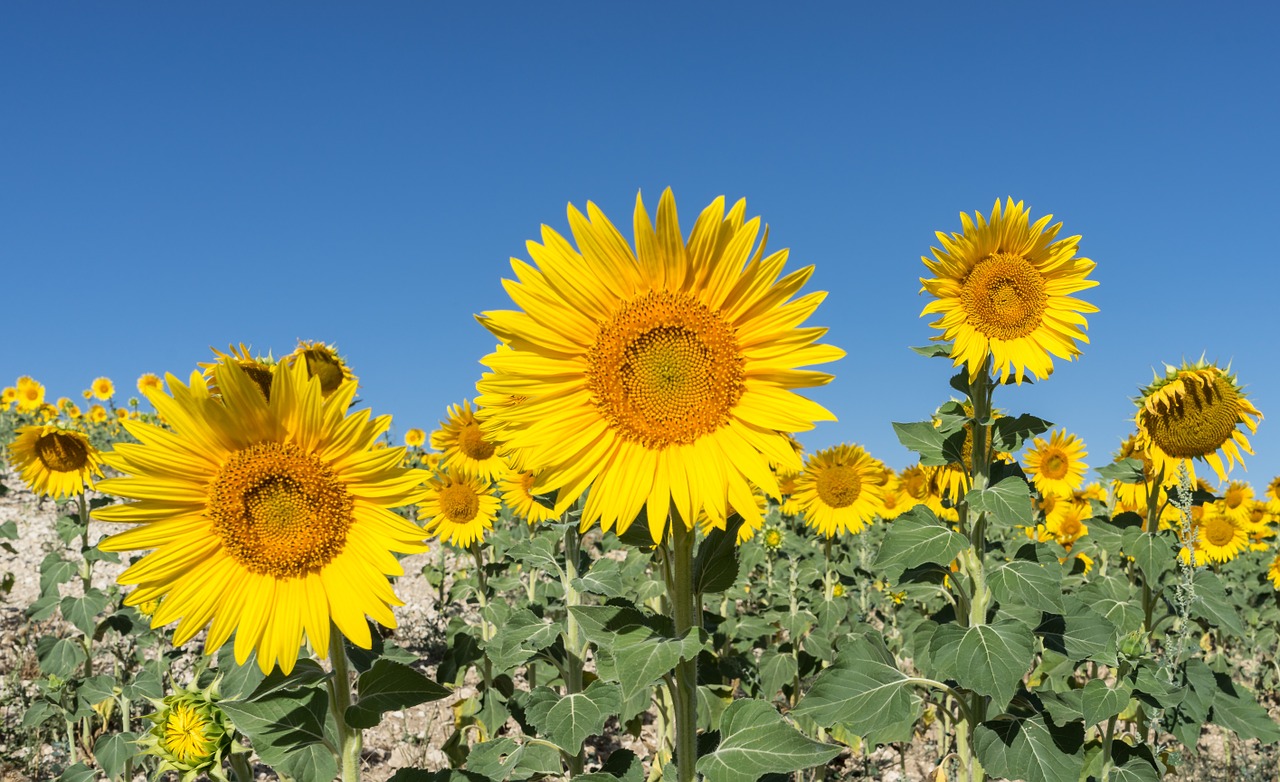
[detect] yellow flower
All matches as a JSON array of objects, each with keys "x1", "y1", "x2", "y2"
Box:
[
  {"x1": 695, "y1": 490, "x2": 768, "y2": 544},
  {"x1": 432, "y1": 400, "x2": 507, "y2": 482},
  {"x1": 419, "y1": 470, "x2": 500, "y2": 548},
  {"x1": 830, "y1": 582, "x2": 846, "y2": 599},
  {"x1": 929, "y1": 403, "x2": 1014, "y2": 502},
  {"x1": 93, "y1": 360, "x2": 428, "y2": 674},
  {"x1": 919, "y1": 198, "x2": 1098, "y2": 383},
  {"x1": 7, "y1": 425, "x2": 103, "y2": 498},
  {"x1": 137, "y1": 373, "x2": 163, "y2": 396},
  {"x1": 1044, "y1": 499, "x2": 1090, "y2": 546},
  {"x1": 404, "y1": 428, "x2": 426, "y2": 449},
  {"x1": 793, "y1": 444, "x2": 887, "y2": 538},
  {"x1": 1178, "y1": 501, "x2": 1248, "y2": 566},
  {"x1": 1220, "y1": 480, "x2": 1254, "y2": 525},
  {"x1": 1075, "y1": 482, "x2": 1108, "y2": 504},
  {"x1": 475, "y1": 189, "x2": 841, "y2": 541},
  {"x1": 879, "y1": 477, "x2": 908, "y2": 521},
  {"x1": 39, "y1": 403, "x2": 59, "y2": 421},
  {"x1": 1266, "y1": 476, "x2": 1280, "y2": 514},
  {"x1": 15, "y1": 376, "x2": 45, "y2": 413},
  {"x1": 286, "y1": 340, "x2": 356, "y2": 397},
  {"x1": 776, "y1": 469, "x2": 801, "y2": 517},
  {"x1": 201, "y1": 343, "x2": 277, "y2": 400},
  {"x1": 87, "y1": 404, "x2": 108, "y2": 424},
  {"x1": 115, "y1": 407, "x2": 130, "y2": 421},
  {"x1": 1023, "y1": 430, "x2": 1088, "y2": 498},
  {"x1": 90, "y1": 377, "x2": 115, "y2": 400},
  {"x1": 1269, "y1": 554, "x2": 1280, "y2": 589},
  {"x1": 899, "y1": 463, "x2": 952, "y2": 521},
  {"x1": 63, "y1": 402, "x2": 82, "y2": 419},
  {"x1": 1, "y1": 386, "x2": 15, "y2": 407},
  {"x1": 1135, "y1": 360, "x2": 1262, "y2": 483},
  {"x1": 498, "y1": 469, "x2": 557, "y2": 525},
  {"x1": 762, "y1": 526, "x2": 784, "y2": 551}
]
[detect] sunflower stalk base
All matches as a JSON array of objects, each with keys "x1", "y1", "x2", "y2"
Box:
[
  {"x1": 660, "y1": 518, "x2": 700, "y2": 782},
  {"x1": 329, "y1": 622, "x2": 363, "y2": 782}
]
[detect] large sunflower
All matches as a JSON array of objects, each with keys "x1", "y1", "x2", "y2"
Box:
[
  {"x1": 475, "y1": 189, "x2": 842, "y2": 541},
  {"x1": 7, "y1": 424, "x2": 103, "y2": 498},
  {"x1": 418, "y1": 470, "x2": 500, "y2": 548},
  {"x1": 792, "y1": 444, "x2": 887, "y2": 538},
  {"x1": 1023, "y1": 430, "x2": 1088, "y2": 498},
  {"x1": 1135, "y1": 360, "x2": 1262, "y2": 483},
  {"x1": 92, "y1": 360, "x2": 429, "y2": 674},
  {"x1": 920, "y1": 198, "x2": 1098, "y2": 383}
]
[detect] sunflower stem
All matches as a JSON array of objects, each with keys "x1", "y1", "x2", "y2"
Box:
[
  {"x1": 329, "y1": 623, "x2": 362, "y2": 782},
  {"x1": 561, "y1": 523, "x2": 586, "y2": 776},
  {"x1": 664, "y1": 518, "x2": 700, "y2": 782},
  {"x1": 229, "y1": 752, "x2": 254, "y2": 782}
]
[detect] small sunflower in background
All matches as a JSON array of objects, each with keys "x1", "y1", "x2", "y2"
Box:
[
  {"x1": 1, "y1": 386, "x2": 16, "y2": 407},
  {"x1": 1135, "y1": 359, "x2": 1262, "y2": 483},
  {"x1": 137, "y1": 372, "x2": 164, "y2": 396},
  {"x1": 7, "y1": 424, "x2": 103, "y2": 498},
  {"x1": 201, "y1": 344, "x2": 276, "y2": 400},
  {"x1": 1044, "y1": 499, "x2": 1090, "y2": 547},
  {"x1": 286, "y1": 340, "x2": 356, "y2": 397},
  {"x1": 87, "y1": 404, "x2": 108, "y2": 424},
  {"x1": 1024, "y1": 430, "x2": 1088, "y2": 498},
  {"x1": 1179, "y1": 501, "x2": 1249, "y2": 566},
  {"x1": 1269, "y1": 554, "x2": 1280, "y2": 590},
  {"x1": 90, "y1": 376, "x2": 114, "y2": 401},
  {"x1": 1266, "y1": 476, "x2": 1280, "y2": 514},
  {"x1": 404, "y1": 427, "x2": 427, "y2": 449},
  {"x1": 792, "y1": 444, "x2": 887, "y2": 538},
  {"x1": 878, "y1": 475, "x2": 908, "y2": 521},
  {"x1": 419, "y1": 469, "x2": 500, "y2": 548},
  {"x1": 433, "y1": 400, "x2": 508, "y2": 482},
  {"x1": 1219, "y1": 480, "x2": 1254, "y2": 525},
  {"x1": 15, "y1": 376, "x2": 45, "y2": 413},
  {"x1": 498, "y1": 469, "x2": 557, "y2": 525},
  {"x1": 919, "y1": 198, "x2": 1098, "y2": 383}
]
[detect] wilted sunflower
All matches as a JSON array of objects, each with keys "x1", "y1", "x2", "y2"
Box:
[
  {"x1": 920, "y1": 198, "x2": 1098, "y2": 383},
  {"x1": 15, "y1": 376, "x2": 45, "y2": 413},
  {"x1": 93, "y1": 360, "x2": 429, "y2": 675},
  {"x1": 91, "y1": 377, "x2": 115, "y2": 400},
  {"x1": 1024, "y1": 430, "x2": 1088, "y2": 498},
  {"x1": 286, "y1": 340, "x2": 356, "y2": 397},
  {"x1": 1135, "y1": 360, "x2": 1262, "y2": 483},
  {"x1": 432, "y1": 400, "x2": 508, "y2": 482},
  {"x1": 497, "y1": 469, "x2": 557, "y2": 525},
  {"x1": 419, "y1": 470, "x2": 500, "y2": 548},
  {"x1": 792, "y1": 444, "x2": 887, "y2": 538},
  {"x1": 475, "y1": 189, "x2": 842, "y2": 541},
  {"x1": 1179, "y1": 502, "x2": 1248, "y2": 566},
  {"x1": 8, "y1": 425, "x2": 103, "y2": 498}
]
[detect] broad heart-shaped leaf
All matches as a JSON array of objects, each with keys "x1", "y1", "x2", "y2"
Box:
[
  {"x1": 989, "y1": 560, "x2": 1065, "y2": 613},
  {"x1": 1078, "y1": 573, "x2": 1144, "y2": 636},
  {"x1": 36, "y1": 635, "x2": 86, "y2": 679},
  {"x1": 1036, "y1": 597, "x2": 1119, "y2": 666},
  {"x1": 693, "y1": 515, "x2": 741, "y2": 595},
  {"x1": 93, "y1": 731, "x2": 137, "y2": 780},
  {"x1": 60, "y1": 589, "x2": 109, "y2": 636},
  {"x1": 484, "y1": 606, "x2": 560, "y2": 671},
  {"x1": 974, "y1": 713, "x2": 1085, "y2": 782},
  {"x1": 1081, "y1": 679, "x2": 1131, "y2": 727},
  {"x1": 791, "y1": 632, "x2": 922, "y2": 748},
  {"x1": 965, "y1": 476, "x2": 1033, "y2": 528},
  {"x1": 467, "y1": 737, "x2": 562, "y2": 781},
  {"x1": 572, "y1": 556, "x2": 632, "y2": 598},
  {"x1": 872, "y1": 507, "x2": 968, "y2": 581},
  {"x1": 991, "y1": 414, "x2": 1053, "y2": 453},
  {"x1": 757, "y1": 650, "x2": 798, "y2": 703},
  {"x1": 526, "y1": 680, "x2": 622, "y2": 754},
  {"x1": 57, "y1": 763, "x2": 95, "y2": 782},
  {"x1": 1096, "y1": 458, "x2": 1145, "y2": 484},
  {"x1": 346, "y1": 659, "x2": 451, "y2": 729},
  {"x1": 595, "y1": 624, "x2": 706, "y2": 709},
  {"x1": 274, "y1": 739, "x2": 339, "y2": 782},
  {"x1": 505, "y1": 536, "x2": 564, "y2": 581},
  {"x1": 1211, "y1": 672, "x2": 1280, "y2": 742},
  {"x1": 930, "y1": 620, "x2": 1034, "y2": 713},
  {"x1": 696, "y1": 699, "x2": 841, "y2": 782},
  {"x1": 244, "y1": 658, "x2": 330, "y2": 700},
  {"x1": 39, "y1": 552, "x2": 77, "y2": 597},
  {"x1": 892, "y1": 421, "x2": 950, "y2": 466},
  {"x1": 221, "y1": 684, "x2": 332, "y2": 770},
  {"x1": 1190, "y1": 569, "x2": 1245, "y2": 638},
  {"x1": 1120, "y1": 527, "x2": 1176, "y2": 584}
]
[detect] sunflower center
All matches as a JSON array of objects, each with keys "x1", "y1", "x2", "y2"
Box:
[
  {"x1": 440, "y1": 482, "x2": 480, "y2": 522},
  {"x1": 961, "y1": 253, "x2": 1048, "y2": 340},
  {"x1": 1224, "y1": 486, "x2": 1246, "y2": 510},
  {"x1": 588, "y1": 290, "x2": 744, "y2": 449},
  {"x1": 458, "y1": 422, "x2": 496, "y2": 460},
  {"x1": 816, "y1": 465, "x2": 862, "y2": 509},
  {"x1": 1041, "y1": 451, "x2": 1069, "y2": 480},
  {"x1": 300, "y1": 348, "x2": 345, "y2": 395},
  {"x1": 35, "y1": 432, "x2": 91, "y2": 472},
  {"x1": 903, "y1": 472, "x2": 930, "y2": 500},
  {"x1": 208, "y1": 442, "x2": 353, "y2": 578},
  {"x1": 1143, "y1": 374, "x2": 1241, "y2": 458},
  {"x1": 164, "y1": 704, "x2": 213, "y2": 764},
  {"x1": 1059, "y1": 517, "x2": 1082, "y2": 539},
  {"x1": 1204, "y1": 517, "x2": 1237, "y2": 548}
]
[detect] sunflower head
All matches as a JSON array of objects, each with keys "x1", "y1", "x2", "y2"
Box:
[
  {"x1": 418, "y1": 469, "x2": 500, "y2": 548},
  {"x1": 794, "y1": 444, "x2": 887, "y2": 538},
  {"x1": 90, "y1": 377, "x2": 115, "y2": 401},
  {"x1": 1023, "y1": 430, "x2": 1088, "y2": 498},
  {"x1": 138, "y1": 681, "x2": 238, "y2": 781},
  {"x1": 7, "y1": 424, "x2": 103, "y2": 498},
  {"x1": 1135, "y1": 359, "x2": 1262, "y2": 482},
  {"x1": 1179, "y1": 501, "x2": 1248, "y2": 566},
  {"x1": 1269, "y1": 554, "x2": 1280, "y2": 590},
  {"x1": 201, "y1": 344, "x2": 277, "y2": 401},
  {"x1": 287, "y1": 340, "x2": 356, "y2": 397},
  {"x1": 920, "y1": 198, "x2": 1098, "y2": 383},
  {"x1": 498, "y1": 469, "x2": 557, "y2": 526},
  {"x1": 404, "y1": 428, "x2": 427, "y2": 449},
  {"x1": 433, "y1": 400, "x2": 508, "y2": 482},
  {"x1": 137, "y1": 373, "x2": 164, "y2": 396},
  {"x1": 1, "y1": 386, "x2": 15, "y2": 407},
  {"x1": 14, "y1": 376, "x2": 45, "y2": 413}
]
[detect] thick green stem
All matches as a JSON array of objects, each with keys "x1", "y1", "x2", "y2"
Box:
[
  {"x1": 561, "y1": 524, "x2": 586, "y2": 776},
  {"x1": 229, "y1": 752, "x2": 254, "y2": 782},
  {"x1": 666, "y1": 519, "x2": 700, "y2": 782},
  {"x1": 329, "y1": 624, "x2": 362, "y2": 782}
]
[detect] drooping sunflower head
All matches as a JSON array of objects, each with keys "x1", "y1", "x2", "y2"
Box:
[
  {"x1": 793, "y1": 444, "x2": 886, "y2": 538},
  {"x1": 137, "y1": 373, "x2": 164, "y2": 396},
  {"x1": 1135, "y1": 360, "x2": 1262, "y2": 483},
  {"x1": 1024, "y1": 429, "x2": 1088, "y2": 498},
  {"x1": 498, "y1": 469, "x2": 557, "y2": 526},
  {"x1": 15, "y1": 375, "x2": 45, "y2": 413},
  {"x1": 93, "y1": 359, "x2": 429, "y2": 675},
  {"x1": 418, "y1": 469, "x2": 500, "y2": 548},
  {"x1": 7, "y1": 424, "x2": 103, "y2": 498},
  {"x1": 90, "y1": 377, "x2": 115, "y2": 401},
  {"x1": 286, "y1": 340, "x2": 357, "y2": 397},
  {"x1": 432, "y1": 399, "x2": 509, "y2": 482},
  {"x1": 920, "y1": 198, "x2": 1098, "y2": 383},
  {"x1": 475, "y1": 189, "x2": 842, "y2": 542},
  {"x1": 201, "y1": 343, "x2": 277, "y2": 401},
  {"x1": 404, "y1": 428, "x2": 427, "y2": 449}
]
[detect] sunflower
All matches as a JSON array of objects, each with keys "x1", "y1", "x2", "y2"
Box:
[
  {"x1": 63, "y1": 402, "x2": 82, "y2": 419},
  {"x1": 87, "y1": 404, "x2": 108, "y2": 424},
  {"x1": 404, "y1": 428, "x2": 426, "y2": 449},
  {"x1": 1269, "y1": 554, "x2": 1280, "y2": 590},
  {"x1": 201, "y1": 344, "x2": 276, "y2": 400},
  {"x1": 1, "y1": 386, "x2": 15, "y2": 407},
  {"x1": 1267, "y1": 477, "x2": 1280, "y2": 514},
  {"x1": 286, "y1": 340, "x2": 356, "y2": 397},
  {"x1": 137, "y1": 373, "x2": 164, "y2": 396},
  {"x1": 1024, "y1": 430, "x2": 1088, "y2": 498},
  {"x1": 1135, "y1": 360, "x2": 1262, "y2": 483},
  {"x1": 92, "y1": 359, "x2": 429, "y2": 675},
  {"x1": 1075, "y1": 482, "x2": 1108, "y2": 504},
  {"x1": 1044, "y1": 499, "x2": 1090, "y2": 546},
  {"x1": 498, "y1": 469, "x2": 557, "y2": 525},
  {"x1": 1179, "y1": 502, "x2": 1248, "y2": 566},
  {"x1": 879, "y1": 476, "x2": 908, "y2": 521},
  {"x1": 1246, "y1": 502, "x2": 1274, "y2": 552},
  {"x1": 777, "y1": 469, "x2": 802, "y2": 517},
  {"x1": 475, "y1": 189, "x2": 841, "y2": 541},
  {"x1": 7, "y1": 425, "x2": 103, "y2": 498},
  {"x1": 696, "y1": 489, "x2": 768, "y2": 543},
  {"x1": 792, "y1": 444, "x2": 886, "y2": 538},
  {"x1": 1220, "y1": 481, "x2": 1254, "y2": 525},
  {"x1": 432, "y1": 400, "x2": 508, "y2": 482},
  {"x1": 15, "y1": 376, "x2": 45, "y2": 413},
  {"x1": 419, "y1": 470, "x2": 500, "y2": 548},
  {"x1": 91, "y1": 377, "x2": 115, "y2": 400},
  {"x1": 919, "y1": 198, "x2": 1098, "y2": 383}
]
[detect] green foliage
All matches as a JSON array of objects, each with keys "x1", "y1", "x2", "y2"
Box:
[{"x1": 696, "y1": 699, "x2": 841, "y2": 782}]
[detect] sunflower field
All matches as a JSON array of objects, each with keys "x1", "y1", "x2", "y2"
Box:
[{"x1": 3, "y1": 192, "x2": 1280, "y2": 782}]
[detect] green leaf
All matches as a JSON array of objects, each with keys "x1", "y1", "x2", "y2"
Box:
[
  {"x1": 506, "y1": 537, "x2": 564, "y2": 581},
  {"x1": 36, "y1": 635, "x2": 86, "y2": 679},
  {"x1": 216, "y1": 644, "x2": 268, "y2": 699},
  {"x1": 467, "y1": 737, "x2": 562, "y2": 781},
  {"x1": 1211, "y1": 672, "x2": 1280, "y2": 743},
  {"x1": 21, "y1": 700, "x2": 62, "y2": 729},
  {"x1": 484, "y1": 607, "x2": 560, "y2": 671},
  {"x1": 1190, "y1": 570, "x2": 1245, "y2": 638},
  {"x1": 346, "y1": 659, "x2": 451, "y2": 730},
  {"x1": 245, "y1": 658, "x2": 331, "y2": 700},
  {"x1": 974, "y1": 713, "x2": 1085, "y2": 782},
  {"x1": 693, "y1": 516, "x2": 741, "y2": 595},
  {"x1": 60, "y1": 589, "x2": 109, "y2": 636},
  {"x1": 872, "y1": 507, "x2": 967, "y2": 581},
  {"x1": 1081, "y1": 679, "x2": 1131, "y2": 727},
  {"x1": 221, "y1": 685, "x2": 332, "y2": 770},
  {"x1": 597, "y1": 624, "x2": 706, "y2": 709},
  {"x1": 911, "y1": 342, "x2": 954, "y2": 358},
  {"x1": 273, "y1": 740, "x2": 339, "y2": 782},
  {"x1": 1121, "y1": 528, "x2": 1176, "y2": 584},
  {"x1": 94, "y1": 731, "x2": 137, "y2": 779},
  {"x1": 791, "y1": 633, "x2": 922, "y2": 747},
  {"x1": 892, "y1": 421, "x2": 949, "y2": 466},
  {"x1": 965, "y1": 476, "x2": 1032, "y2": 528},
  {"x1": 572, "y1": 556, "x2": 630, "y2": 598},
  {"x1": 930, "y1": 620, "x2": 1034, "y2": 713},
  {"x1": 989, "y1": 560, "x2": 1065, "y2": 613},
  {"x1": 0, "y1": 520, "x2": 17, "y2": 539},
  {"x1": 1097, "y1": 458, "x2": 1145, "y2": 483},
  {"x1": 757, "y1": 651, "x2": 798, "y2": 703},
  {"x1": 58, "y1": 763, "x2": 96, "y2": 782},
  {"x1": 991, "y1": 414, "x2": 1053, "y2": 453},
  {"x1": 696, "y1": 699, "x2": 841, "y2": 782},
  {"x1": 39, "y1": 552, "x2": 77, "y2": 596},
  {"x1": 529, "y1": 680, "x2": 622, "y2": 754},
  {"x1": 1107, "y1": 742, "x2": 1163, "y2": 782},
  {"x1": 1078, "y1": 574, "x2": 1144, "y2": 636},
  {"x1": 1037, "y1": 598, "x2": 1118, "y2": 666}
]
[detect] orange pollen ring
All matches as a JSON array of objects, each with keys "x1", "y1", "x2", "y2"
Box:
[
  {"x1": 36, "y1": 432, "x2": 90, "y2": 472},
  {"x1": 588, "y1": 290, "x2": 744, "y2": 449},
  {"x1": 207, "y1": 441, "x2": 353, "y2": 578},
  {"x1": 960, "y1": 252, "x2": 1048, "y2": 340}
]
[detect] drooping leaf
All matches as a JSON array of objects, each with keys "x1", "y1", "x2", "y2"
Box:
[
  {"x1": 791, "y1": 633, "x2": 922, "y2": 747},
  {"x1": 965, "y1": 476, "x2": 1033, "y2": 528},
  {"x1": 346, "y1": 659, "x2": 451, "y2": 730},
  {"x1": 756, "y1": 651, "x2": 798, "y2": 703},
  {"x1": 974, "y1": 713, "x2": 1085, "y2": 782},
  {"x1": 696, "y1": 699, "x2": 841, "y2": 782}
]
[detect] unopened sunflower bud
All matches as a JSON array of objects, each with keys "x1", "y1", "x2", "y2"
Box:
[{"x1": 138, "y1": 680, "x2": 239, "y2": 782}]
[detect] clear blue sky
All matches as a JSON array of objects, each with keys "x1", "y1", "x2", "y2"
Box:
[{"x1": 4, "y1": 3, "x2": 1278, "y2": 490}]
